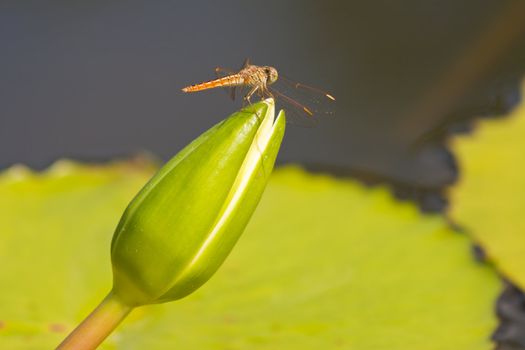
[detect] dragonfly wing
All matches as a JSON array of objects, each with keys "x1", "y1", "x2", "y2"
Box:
[
  {"x1": 268, "y1": 86, "x2": 319, "y2": 128},
  {"x1": 267, "y1": 75, "x2": 335, "y2": 127},
  {"x1": 277, "y1": 74, "x2": 336, "y2": 111},
  {"x1": 280, "y1": 74, "x2": 335, "y2": 101}
]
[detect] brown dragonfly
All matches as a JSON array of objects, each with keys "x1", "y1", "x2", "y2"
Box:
[{"x1": 182, "y1": 59, "x2": 335, "y2": 123}]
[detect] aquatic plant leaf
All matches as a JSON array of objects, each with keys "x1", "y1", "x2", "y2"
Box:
[
  {"x1": 449, "y1": 82, "x2": 525, "y2": 290},
  {"x1": 0, "y1": 162, "x2": 499, "y2": 349}
]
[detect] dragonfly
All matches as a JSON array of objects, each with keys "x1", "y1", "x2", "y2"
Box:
[{"x1": 182, "y1": 59, "x2": 335, "y2": 124}]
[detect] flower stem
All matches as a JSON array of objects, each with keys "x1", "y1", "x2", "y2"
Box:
[{"x1": 57, "y1": 291, "x2": 132, "y2": 350}]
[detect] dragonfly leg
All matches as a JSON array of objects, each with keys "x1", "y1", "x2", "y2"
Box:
[
  {"x1": 243, "y1": 86, "x2": 259, "y2": 105},
  {"x1": 261, "y1": 86, "x2": 273, "y2": 99}
]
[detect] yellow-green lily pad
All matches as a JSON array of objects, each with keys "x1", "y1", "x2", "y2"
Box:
[
  {"x1": 0, "y1": 161, "x2": 499, "y2": 349},
  {"x1": 449, "y1": 82, "x2": 525, "y2": 290}
]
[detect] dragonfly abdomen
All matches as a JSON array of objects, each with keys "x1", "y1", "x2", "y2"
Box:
[{"x1": 182, "y1": 75, "x2": 244, "y2": 93}]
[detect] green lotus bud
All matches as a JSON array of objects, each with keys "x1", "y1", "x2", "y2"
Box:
[
  {"x1": 111, "y1": 98, "x2": 285, "y2": 306},
  {"x1": 58, "y1": 99, "x2": 285, "y2": 350}
]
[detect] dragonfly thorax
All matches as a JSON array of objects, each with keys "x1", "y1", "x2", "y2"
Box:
[{"x1": 241, "y1": 65, "x2": 278, "y2": 88}]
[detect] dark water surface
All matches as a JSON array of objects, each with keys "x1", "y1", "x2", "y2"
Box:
[{"x1": 1, "y1": 0, "x2": 524, "y2": 187}]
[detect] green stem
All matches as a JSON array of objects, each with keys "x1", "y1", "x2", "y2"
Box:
[{"x1": 57, "y1": 291, "x2": 132, "y2": 350}]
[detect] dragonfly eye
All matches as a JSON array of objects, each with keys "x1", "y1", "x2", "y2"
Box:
[{"x1": 264, "y1": 67, "x2": 278, "y2": 84}]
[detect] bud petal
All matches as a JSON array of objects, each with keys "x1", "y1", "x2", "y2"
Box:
[{"x1": 110, "y1": 99, "x2": 285, "y2": 306}]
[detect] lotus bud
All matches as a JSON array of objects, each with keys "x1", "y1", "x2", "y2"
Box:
[
  {"x1": 58, "y1": 99, "x2": 285, "y2": 350},
  {"x1": 111, "y1": 98, "x2": 285, "y2": 306}
]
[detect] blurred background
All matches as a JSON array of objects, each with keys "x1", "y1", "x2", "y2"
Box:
[{"x1": 1, "y1": 0, "x2": 525, "y2": 192}]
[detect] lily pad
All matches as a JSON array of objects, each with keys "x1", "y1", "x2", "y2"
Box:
[
  {"x1": 0, "y1": 161, "x2": 499, "y2": 349},
  {"x1": 449, "y1": 82, "x2": 525, "y2": 290}
]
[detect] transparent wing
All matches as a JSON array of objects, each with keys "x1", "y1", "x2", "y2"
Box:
[
  {"x1": 215, "y1": 59, "x2": 252, "y2": 101},
  {"x1": 266, "y1": 87, "x2": 317, "y2": 127},
  {"x1": 268, "y1": 75, "x2": 336, "y2": 127}
]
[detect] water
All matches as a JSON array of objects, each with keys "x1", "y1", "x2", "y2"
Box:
[{"x1": 1, "y1": 0, "x2": 524, "y2": 188}]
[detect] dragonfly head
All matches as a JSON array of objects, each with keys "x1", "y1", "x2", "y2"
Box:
[{"x1": 263, "y1": 66, "x2": 278, "y2": 85}]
